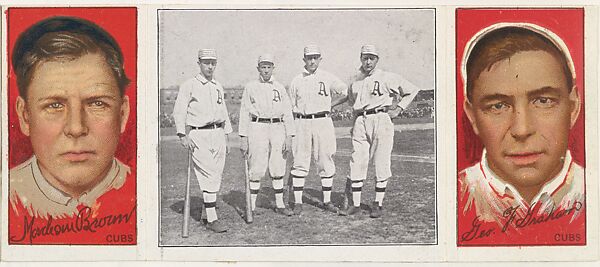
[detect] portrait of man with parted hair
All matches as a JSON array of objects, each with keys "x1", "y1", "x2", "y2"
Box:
[
  {"x1": 7, "y1": 8, "x2": 137, "y2": 245},
  {"x1": 456, "y1": 9, "x2": 586, "y2": 246}
]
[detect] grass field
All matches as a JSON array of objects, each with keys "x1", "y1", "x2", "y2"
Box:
[{"x1": 159, "y1": 128, "x2": 436, "y2": 246}]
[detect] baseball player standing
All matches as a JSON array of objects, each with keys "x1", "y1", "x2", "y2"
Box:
[
  {"x1": 239, "y1": 54, "x2": 295, "y2": 216},
  {"x1": 289, "y1": 45, "x2": 348, "y2": 215},
  {"x1": 172, "y1": 48, "x2": 232, "y2": 233},
  {"x1": 337, "y1": 45, "x2": 420, "y2": 218}
]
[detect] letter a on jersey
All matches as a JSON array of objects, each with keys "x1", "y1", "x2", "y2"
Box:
[
  {"x1": 372, "y1": 81, "x2": 383, "y2": 96},
  {"x1": 318, "y1": 82, "x2": 329, "y2": 96},
  {"x1": 272, "y1": 89, "x2": 281, "y2": 102}
]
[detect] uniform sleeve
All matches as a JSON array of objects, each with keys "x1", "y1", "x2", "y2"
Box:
[
  {"x1": 280, "y1": 86, "x2": 296, "y2": 137},
  {"x1": 388, "y1": 72, "x2": 420, "y2": 110},
  {"x1": 347, "y1": 76, "x2": 357, "y2": 106},
  {"x1": 329, "y1": 73, "x2": 348, "y2": 96},
  {"x1": 172, "y1": 81, "x2": 191, "y2": 135},
  {"x1": 238, "y1": 85, "x2": 251, "y2": 137},
  {"x1": 222, "y1": 101, "x2": 233, "y2": 134},
  {"x1": 288, "y1": 77, "x2": 299, "y2": 109}
]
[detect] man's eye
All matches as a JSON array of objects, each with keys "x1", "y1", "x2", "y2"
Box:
[
  {"x1": 532, "y1": 97, "x2": 557, "y2": 108},
  {"x1": 89, "y1": 100, "x2": 109, "y2": 108},
  {"x1": 46, "y1": 102, "x2": 64, "y2": 110},
  {"x1": 485, "y1": 102, "x2": 510, "y2": 113}
]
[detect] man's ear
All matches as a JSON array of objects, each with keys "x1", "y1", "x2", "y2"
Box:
[
  {"x1": 568, "y1": 86, "x2": 581, "y2": 129},
  {"x1": 463, "y1": 98, "x2": 479, "y2": 135},
  {"x1": 120, "y1": 95, "x2": 130, "y2": 134},
  {"x1": 15, "y1": 96, "x2": 31, "y2": 136}
]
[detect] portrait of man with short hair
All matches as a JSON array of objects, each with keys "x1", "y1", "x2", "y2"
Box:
[
  {"x1": 7, "y1": 8, "x2": 137, "y2": 245},
  {"x1": 456, "y1": 9, "x2": 586, "y2": 246}
]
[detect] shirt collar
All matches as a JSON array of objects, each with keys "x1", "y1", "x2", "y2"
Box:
[
  {"x1": 259, "y1": 75, "x2": 275, "y2": 83},
  {"x1": 359, "y1": 67, "x2": 379, "y2": 77},
  {"x1": 302, "y1": 67, "x2": 319, "y2": 76},
  {"x1": 196, "y1": 73, "x2": 216, "y2": 85},
  {"x1": 31, "y1": 156, "x2": 125, "y2": 206},
  {"x1": 481, "y1": 149, "x2": 573, "y2": 205}
]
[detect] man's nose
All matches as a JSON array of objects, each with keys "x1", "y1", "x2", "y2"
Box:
[
  {"x1": 64, "y1": 104, "x2": 89, "y2": 138},
  {"x1": 510, "y1": 105, "x2": 535, "y2": 140}
]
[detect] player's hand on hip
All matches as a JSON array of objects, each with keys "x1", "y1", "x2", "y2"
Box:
[
  {"x1": 240, "y1": 136, "x2": 249, "y2": 158},
  {"x1": 388, "y1": 106, "x2": 403, "y2": 119},
  {"x1": 283, "y1": 135, "x2": 293, "y2": 158}
]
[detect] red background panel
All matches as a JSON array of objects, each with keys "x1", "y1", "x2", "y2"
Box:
[{"x1": 456, "y1": 8, "x2": 585, "y2": 171}]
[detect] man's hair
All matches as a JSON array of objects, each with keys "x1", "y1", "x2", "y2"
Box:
[
  {"x1": 12, "y1": 16, "x2": 130, "y2": 99},
  {"x1": 466, "y1": 27, "x2": 574, "y2": 101}
]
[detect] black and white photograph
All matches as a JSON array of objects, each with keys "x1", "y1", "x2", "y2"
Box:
[{"x1": 158, "y1": 8, "x2": 436, "y2": 246}]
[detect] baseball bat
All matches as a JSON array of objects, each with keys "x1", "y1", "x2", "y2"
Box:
[
  {"x1": 284, "y1": 152, "x2": 293, "y2": 205},
  {"x1": 244, "y1": 157, "x2": 253, "y2": 223},
  {"x1": 342, "y1": 177, "x2": 351, "y2": 211},
  {"x1": 182, "y1": 148, "x2": 192, "y2": 238}
]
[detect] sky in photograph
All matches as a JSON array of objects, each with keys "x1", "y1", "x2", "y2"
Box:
[{"x1": 159, "y1": 9, "x2": 435, "y2": 89}]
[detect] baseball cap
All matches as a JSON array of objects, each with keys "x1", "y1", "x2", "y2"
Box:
[
  {"x1": 461, "y1": 22, "x2": 576, "y2": 97},
  {"x1": 304, "y1": 45, "x2": 321, "y2": 56},
  {"x1": 258, "y1": 54, "x2": 274, "y2": 65},
  {"x1": 198, "y1": 48, "x2": 217, "y2": 60},
  {"x1": 360, "y1": 45, "x2": 379, "y2": 56}
]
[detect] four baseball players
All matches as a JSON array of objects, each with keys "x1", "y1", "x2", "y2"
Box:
[{"x1": 174, "y1": 45, "x2": 420, "y2": 233}]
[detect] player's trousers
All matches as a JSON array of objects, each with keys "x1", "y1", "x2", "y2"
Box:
[
  {"x1": 188, "y1": 128, "x2": 226, "y2": 193},
  {"x1": 291, "y1": 116, "x2": 336, "y2": 177},
  {"x1": 248, "y1": 122, "x2": 287, "y2": 180},
  {"x1": 350, "y1": 112, "x2": 394, "y2": 182}
]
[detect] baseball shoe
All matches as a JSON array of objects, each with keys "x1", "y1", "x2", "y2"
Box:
[
  {"x1": 370, "y1": 202, "x2": 384, "y2": 218},
  {"x1": 293, "y1": 204, "x2": 303, "y2": 215},
  {"x1": 275, "y1": 207, "x2": 293, "y2": 216},
  {"x1": 323, "y1": 202, "x2": 338, "y2": 213},
  {"x1": 338, "y1": 206, "x2": 361, "y2": 216},
  {"x1": 206, "y1": 220, "x2": 228, "y2": 233}
]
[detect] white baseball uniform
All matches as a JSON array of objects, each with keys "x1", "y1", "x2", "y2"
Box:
[
  {"x1": 289, "y1": 68, "x2": 347, "y2": 207},
  {"x1": 239, "y1": 76, "x2": 295, "y2": 181},
  {"x1": 172, "y1": 74, "x2": 233, "y2": 194},
  {"x1": 347, "y1": 67, "x2": 419, "y2": 207},
  {"x1": 289, "y1": 69, "x2": 347, "y2": 177}
]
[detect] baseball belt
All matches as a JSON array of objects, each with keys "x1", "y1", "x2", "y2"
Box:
[
  {"x1": 190, "y1": 122, "x2": 224, "y2": 130},
  {"x1": 356, "y1": 107, "x2": 388, "y2": 116},
  {"x1": 294, "y1": 112, "x2": 330, "y2": 119},
  {"x1": 251, "y1": 116, "x2": 283, "y2": 123}
]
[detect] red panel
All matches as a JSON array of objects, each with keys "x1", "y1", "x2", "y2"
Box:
[{"x1": 7, "y1": 7, "x2": 137, "y2": 245}]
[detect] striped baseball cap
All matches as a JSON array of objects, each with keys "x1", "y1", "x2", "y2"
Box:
[
  {"x1": 460, "y1": 22, "x2": 576, "y2": 98},
  {"x1": 360, "y1": 44, "x2": 379, "y2": 56},
  {"x1": 198, "y1": 48, "x2": 217, "y2": 60},
  {"x1": 304, "y1": 45, "x2": 321, "y2": 56},
  {"x1": 258, "y1": 54, "x2": 274, "y2": 65}
]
